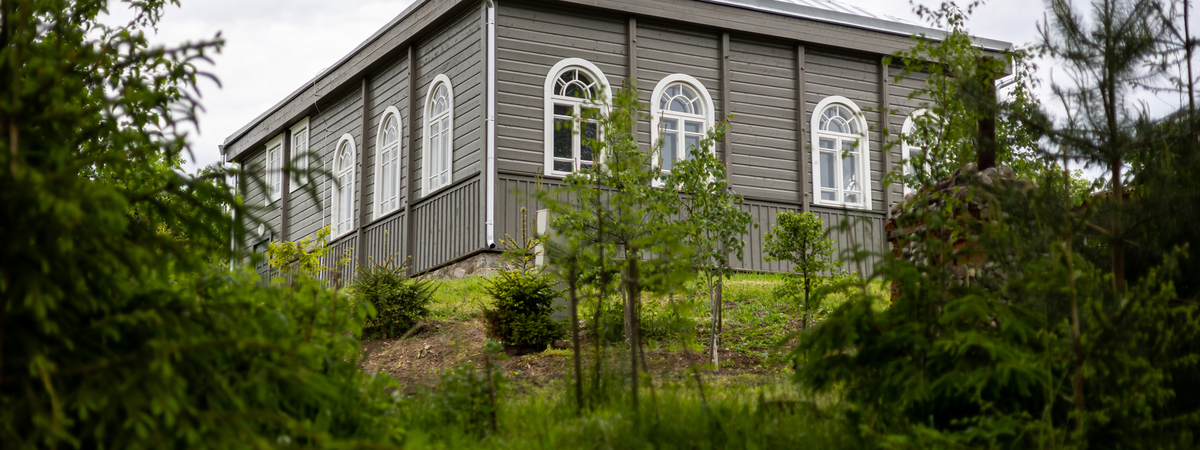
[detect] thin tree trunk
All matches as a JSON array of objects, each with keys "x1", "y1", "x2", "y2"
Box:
[
  {"x1": 802, "y1": 266, "x2": 811, "y2": 330},
  {"x1": 627, "y1": 252, "x2": 641, "y2": 411},
  {"x1": 977, "y1": 68, "x2": 997, "y2": 171},
  {"x1": 1187, "y1": 0, "x2": 1196, "y2": 121},
  {"x1": 709, "y1": 270, "x2": 719, "y2": 366},
  {"x1": 568, "y1": 266, "x2": 583, "y2": 415},
  {"x1": 1067, "y1": 240, "x2": 1085, "y2": 434}
]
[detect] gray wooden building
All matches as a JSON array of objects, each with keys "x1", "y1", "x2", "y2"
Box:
[{"x1": 222, "y1": 0, "x2": 1011, "y2": 279}]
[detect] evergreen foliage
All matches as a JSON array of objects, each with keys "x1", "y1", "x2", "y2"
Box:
[
  {"x1": 0, "y1": 1, "x2": 402, "y2": 447},
  {"x1": 482, "y1": 226, "x2": 564, "y2": 350},
  {"x1": 353, "y1": 257, "x2": 437, "y2": 339},
  {"x1": 795, "y1": 1, "x2": 1200, "y2": 448}
]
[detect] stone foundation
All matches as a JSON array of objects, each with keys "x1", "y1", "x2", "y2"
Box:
[{"x1": 419, "y1": 252, "x2": 508, "y2": 280}]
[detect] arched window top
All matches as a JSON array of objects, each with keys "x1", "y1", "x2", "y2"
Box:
[
  {"x1": 819, "y1": 104, "x2": 860, "y2": 135},
  {"x1": 337, "y1": 142, "x2": 353, "y2": 172},
  {"x1": 659, "y1": 83, "x2": 704, "y2": 115},
  {"x1": 431, "y1": 84, "x2": 450, "y2": 116},
  {"x1": 383, "y1": 115, "x2": 398, "y2": 146},
  {"x1": 553, "y1": 68, "x2": 598, "y2": 100}
]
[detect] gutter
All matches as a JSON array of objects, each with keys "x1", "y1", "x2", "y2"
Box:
[{"x1": 485, "y1": 0, "x2": 497, "y2": 249}]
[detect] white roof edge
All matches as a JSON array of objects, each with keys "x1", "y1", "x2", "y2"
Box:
[{"x1": 698, "y1": 0, "x2": 1013, "y2": 52}]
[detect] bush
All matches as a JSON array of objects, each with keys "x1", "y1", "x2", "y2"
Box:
[
  {"x1": 482, "y1": 267, "x2": 565, "y2": 349},
  {"x1": 352, "y1": 258, "x2": 437, "y2": 339}
]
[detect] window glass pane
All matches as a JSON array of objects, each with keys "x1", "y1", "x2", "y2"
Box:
[
  {"x1": 554, "y1": 160, "x2": 573, "y2": 172},
  {"x1": 582, "y1": 107, "x2": 599, "y2": 120},
  {"x1": 382, "y1": 163, "x2": 390, "y2": 203},
  {"x1": 554, "y1": 104, "x2": 572, "y2": 116},
  {"x1": 669, "y1": 97, "x2": 690, "y2": 113},
  {"x1": 821, "y1": 190, "x2": 836, "y2": 201},
  {"x1": 564, "y1": 82, "x2": 586, "y2": 98},
  {"x1": 843, "y1": 153, "x2": 858, "y2": 192},
  {"x1": 554, "y1": 118, "x2": 572, "y2": 159},
  {"x1": 844, "y1": 192, "x2": 859, "y2": 203},
  {"x1": 684, "y1": 121, "x2": 702, "y2": 133},
  {"x1": 429, "y1": 130, "x2": 440, "y2": 175},
  {"x1": 662, "y1": 118, "x2": 677, "y2": 130},
  {"x1": 842, "y1": 139, "x2": 857, "y2": 154},
  {"x1": 820, "y1": 151, "x2": 836, "y2": 189},
  {"x1": 662, "y1": 131, "x2": 677, "y2": 171},
  {"x1": 580, "y1": 163, "x2": 592, "y2": 171},
  {"x1": 582, "y1": 121, "x2": 597, "y2": 162},
  {"x1": 819, "y1": 138, "x2": 835, "y2": 150},
  {"x1": 442, "y1": 118, "x2": 451, "y2": 169},
  {"x1": 684, "y1": 135, "x2": 700, "y2": 160}
]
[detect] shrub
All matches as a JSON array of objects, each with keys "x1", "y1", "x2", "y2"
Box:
[
  {"x1": 352, "y1": 258, "x2": 437, "y2": 339},
  {"x1": 482, "y1": 230, "x2": 565, "y2": 350},
  {"x1": 482, "y1": 267, "x2": 565, "y2": 349}
]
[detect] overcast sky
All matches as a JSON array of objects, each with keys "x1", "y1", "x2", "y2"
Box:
[{"x1": 109, "y1": 0, "x2": 1186, "y2": 172}]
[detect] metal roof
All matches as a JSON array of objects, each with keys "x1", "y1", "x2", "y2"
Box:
[{"x1": 699, "y1": 0, "x2": 1012, "y2": 51}]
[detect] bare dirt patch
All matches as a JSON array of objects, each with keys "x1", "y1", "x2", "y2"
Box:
[{"x1": 359, "y1": 320, "x2": 778, "y2": 392}]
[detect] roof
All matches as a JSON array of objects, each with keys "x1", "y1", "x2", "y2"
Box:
[
  {"x1": 699, "y1": 0, "x2": 1012, "y2": 51},
  {"x1": 222, "y1": 0, "x2": 1013, "y2": 158}
]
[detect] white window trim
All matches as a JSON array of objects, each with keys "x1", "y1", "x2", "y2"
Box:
[
  {"x1": 901, "y1": 109, "x2": 933, "y2": 196},
  {"x1": 265, "y1": 134, "x2": 284, "y2": 205},
  {"x1": 649, "y1": 74, "x2": 716, "y2": 186},
  {"x1": 810, "y1": 95, "x2": 872, "y2": 209},
  {"x1": 542, "y1": 57, "x2": 613, "y2": 178},
  {"x1": 422, "y1": 74, "x2": 454, "y2": 196},
  {"x1": 374, "y1": 106, "x2": 403, "y2": 219},
  {"x1": 331, "y1": 134, "x2": 356, "y2": 239},
  {"x1": 289, "y1": 117, "x2": 311, "y2": 193}
]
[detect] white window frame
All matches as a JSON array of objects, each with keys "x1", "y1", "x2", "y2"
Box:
[
  {"x1": 810, "y1": 96, "x2": 871, "y2": 209},
  {"x1": 543, "y1": 58, "x2": 612, "y2": 178},
  {"x1": 422, "y1": 74, "x2": 454, "y2": 196},
  {"x1": 650, "y1": 74, "x2": 716, "y2": 183},
  {"x1": 289, "y1": 118, "x2": 311, "y2": 192},
  {"x1": 901, "y1": 109, "x2": 935, "y2": 196},
  {"x1": 265, "y1": 134, "x2": 283, "y2": 205},
  {"x1": 331, "y1": 134, "x2": 356, "y2": 239},
  {"x1": 374, "y1": 106, "x2": 403, "y2": 218}
]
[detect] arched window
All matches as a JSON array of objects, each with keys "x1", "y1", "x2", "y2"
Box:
[
  {"x1": 811, "y1": 96, "x2": 870, "y2": 208},
  {"x1": 423, "y1": 75, "x2": 453, "y2": 194},
  {"x1": 650, "y1": 74, "x2": 715, "y2": 174},
  {"x1": 901, "y1": 109, "x2": 937, "y2": 196},
  {"x1": 375, "y1": 107, "x2": 402, "y2": 217},
  {"x1": 332, "y1": 134, "x2": 356, "y2": 238},
  {"x1": 543, "y1": 58, "x2": 611, "y2": 176}
]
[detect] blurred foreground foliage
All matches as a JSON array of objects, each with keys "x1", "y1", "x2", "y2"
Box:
[{"x1": 0, "y1": 0, "x2": 405, "y2": 447}]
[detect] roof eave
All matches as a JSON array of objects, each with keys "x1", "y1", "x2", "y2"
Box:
[{"x1": 697, "y1": 0, "x2": 1013, "y2": 52}]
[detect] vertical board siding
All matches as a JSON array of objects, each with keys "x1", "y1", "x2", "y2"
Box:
[
  {"x1": 364, "y1": 56, "x2": 411, "y2": 222},
  {"x1": 363, "y1": 211, "x2": 407, "y2": 265},
  {"x1": 410, "y1": 176, "x2": 483, "y2": 272},
  {"x1": 414, "y1": 8, "x2": 485, "y2": 198},
  {"x1": 728, "y1": 37, "x2": 799, "y2": 203},
  {"x1": 636, "y1": 23, "x2": 721, "y2": 149},
  {"x1": 498, "y1": 174, "x2": 885, "y2": 276},
  {"x1": 734, "y1": 202, "x2": 885, "y2": 275},
  {"x1": 321, "y1": 232, "x2": 359, "y2": 286},
  {"x1": 495, "y1": 2, "x2": 627, "y2": 175},
  {"x1": 805, "y1": 50, "x2": 885, "y2": 213}
]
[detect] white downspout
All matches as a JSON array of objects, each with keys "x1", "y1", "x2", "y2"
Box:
[{"x1": 485, "y1": 0, "x2": 497, "y2": 249}]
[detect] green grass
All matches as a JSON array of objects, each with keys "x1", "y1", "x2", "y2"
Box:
[
  {"x1": 394, "y1": 372, "x2": 850, "y2": 449},
  {"x1": 428, "y1": 276, "x2": 491, "y2": 321}
]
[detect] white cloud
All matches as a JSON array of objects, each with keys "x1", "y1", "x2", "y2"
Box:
[{"x1": 104, "y1": 0, "x2": 418, "y2": 171}]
